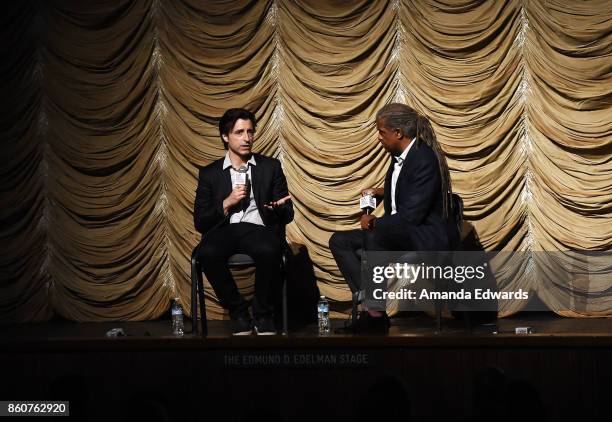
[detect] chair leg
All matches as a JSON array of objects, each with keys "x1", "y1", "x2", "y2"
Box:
[
  {"x1": 196, "y1": 269, "x2": 207, "y2": 337},
  {"x1": 351, "y1": 291, "x2": 359, "y2": 323},
  {"x1": 464, "y1": 311, "x2": 472, "y2": 332},
  {"x1": 282, "y1": 278, "x2": 288, "y2": 336},
  {"x1": 281, "y1": 256, "x2": 288, "y2": 336},
  {"x1": 190, "y1": 257, "x2": 199, "y2": 335},
  {"x1": 434, "y1": 277, "x2": 442, "y2": 333}
]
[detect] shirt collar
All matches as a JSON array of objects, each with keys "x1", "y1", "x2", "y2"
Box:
[
  {"x1": 223, "y1": 153, "x2": 257, "y2": 170},
  {"x1": 395, "y1": 138, "x2": 416, "y2": 165}
]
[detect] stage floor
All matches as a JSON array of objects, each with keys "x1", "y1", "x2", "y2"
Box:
[
  {"x1": 3, "y1": 311, "x2": 612, "y2": 350},
  {"x1": 2, "y1": 312, "x2": 611, "y2": 422}
]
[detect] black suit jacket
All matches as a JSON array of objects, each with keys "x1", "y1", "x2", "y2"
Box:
[
  {"x1": 194, "y1": 154, "x2": 293, "y2": 235},
  {"x1": 376, "y1": 142, "x2": 455, "y2": 251}
]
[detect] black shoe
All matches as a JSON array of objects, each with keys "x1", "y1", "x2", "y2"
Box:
[
  {"x1": 231, "y1": 315, "x2": 253, "y2": 336},
  {"x1": 345, "y1": 311, "x2": 368, "y2": 329},
  {"x1": 336, "y1": 312, "x2": 390, "y2": 334},
  {"x1": 334, "y1": 311, "x2": 365, "y2": 334},
  {"x1": 253, "y1": 317, "x2": 277, "y2": 335},
  {"x1": 366, "y1": 313, "x2": 391, "y2": 333}
]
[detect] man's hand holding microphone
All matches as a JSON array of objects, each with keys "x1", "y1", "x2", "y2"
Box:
[
  {"x1": 223, "y1": 185, "x2": 247, "y2": 215},
  {"x1": 223, "y1": 166, "x2": 249, "y2": 215},
  {"x1": 360, "y1": 188, "x2": 383, "y2": 230},
  {"x1": 222, "y1": 165, "x2": 292, "y2": 215}
]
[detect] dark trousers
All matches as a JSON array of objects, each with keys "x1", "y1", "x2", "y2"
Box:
[
  {"x1": 197, "y1": 222, "x2": 281, "y2": 319},
  {"x1": 329, "y1": 224, "x2": 415, "y2": 294}
]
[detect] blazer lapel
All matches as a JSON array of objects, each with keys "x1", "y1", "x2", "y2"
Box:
[
  {"x1": 221, "y1": 162, "x2": 232, "y2": 199},
  {"x1": 250, "y1": 157, "x2": 261, "y2": 206},
  {"x1": 394, "y1": 143, "x2": 417, "y2": 203},
  {"x1": 383, "y1": 158, "x2": 394, "y2": 214}
]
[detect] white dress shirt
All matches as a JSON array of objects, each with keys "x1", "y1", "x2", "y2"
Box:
[
  {"x1": 223, "y1": 153, "x2": 265, "y2": 226},
  {"x1": 391, "y1": 138, "x2": 416, "y2": 215}
]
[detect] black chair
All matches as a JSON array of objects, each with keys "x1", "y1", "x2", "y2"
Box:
[
  {"x1": 436, "y1": 192, "x2": 464, "y2": 330},
  {"x1": 450, "y1": 192, "x2": 464, "y2": 249},
  {"x1": 190, "y1": 228, "x2": 290, "y2": 336}
]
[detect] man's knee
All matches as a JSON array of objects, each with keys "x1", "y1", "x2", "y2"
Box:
[{"x1": 252, "y1": 241, "x2": 281, "y2": 262}]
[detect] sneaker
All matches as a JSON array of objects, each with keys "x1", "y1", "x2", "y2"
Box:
[
  {"x1": 231, "y1": 315, "x2": 252, "y2": 336},
  {"x1": 253, "y1": 317, "x2": 277, "y2": 335}
]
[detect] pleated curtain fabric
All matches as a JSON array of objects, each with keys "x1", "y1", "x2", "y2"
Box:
[{"x1": 1, "y1": 0, "x2": 610, "y2": 322}]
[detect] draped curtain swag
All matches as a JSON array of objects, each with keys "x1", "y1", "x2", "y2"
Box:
[{"x1": 1, "y1": 0, "x2": 610, "y2": 322}]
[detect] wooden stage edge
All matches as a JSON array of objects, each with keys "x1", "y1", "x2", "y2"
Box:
[
  {"x1": 2, "y1": 312, "x2": 610, "y2": 421},
  {"x1": 3, "y1": 312, "x2": 612, "y2": 352}
]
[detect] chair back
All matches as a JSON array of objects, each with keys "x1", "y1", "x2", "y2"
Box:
[{"x1": 451, "y1": 193, "x2": 464, "y2": 235}]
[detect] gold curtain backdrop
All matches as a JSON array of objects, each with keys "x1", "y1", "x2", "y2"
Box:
[{"x1": 1, "y1": 0, "x2": 610, "y2": 322}]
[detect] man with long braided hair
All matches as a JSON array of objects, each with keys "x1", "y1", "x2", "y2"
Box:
[{"x1": 329, "y1": 103, "x2": 459, "y2": 332}]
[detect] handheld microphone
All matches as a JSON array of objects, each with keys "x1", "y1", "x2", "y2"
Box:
[
  {"x1": 235, "y1": 165, "x2": 250, "y2": 211},
  {"x1": 360, "y1": 193, "x2": 377, "y2": 215},
  {"x1": 235, "y1": 166, "x2": 248, "y2": 185}
]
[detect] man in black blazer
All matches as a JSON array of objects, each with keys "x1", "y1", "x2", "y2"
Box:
[
  {"x1": 329, "y1": 103, "x2": 457, "y2": 332},
  {"x1": 194, "y1": 108, "x2": 293, "y2": 335}
]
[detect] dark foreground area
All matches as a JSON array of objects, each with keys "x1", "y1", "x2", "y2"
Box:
[{"x1": 2, "y1": 312, "x2": 610, "y2": 422}]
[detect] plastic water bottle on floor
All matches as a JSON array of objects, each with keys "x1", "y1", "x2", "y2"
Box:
[
  {"x1": 171, "y1": 298, "x2": 184, "y2": 336},
  {"x1": 317, "y1": 295, "x2": 330, "y2": 335}
]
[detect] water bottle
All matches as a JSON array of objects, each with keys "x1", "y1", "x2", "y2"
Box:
[
  {"x1": 317, "y1": 295, "x2": 330, "y2": 335},
  {"x1": 171, "y1": 298, "x2": 184, "y2": 336}
]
